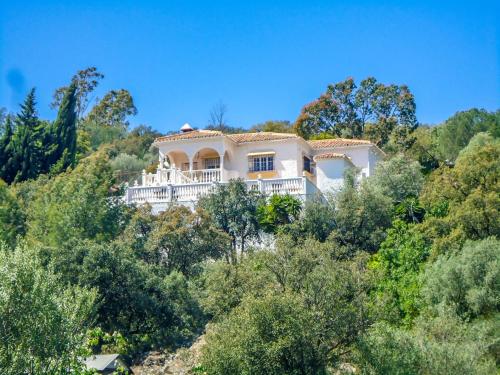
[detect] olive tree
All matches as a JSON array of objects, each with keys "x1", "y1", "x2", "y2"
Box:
[{"x1": 0, "y1": 243, "x2": 96, "y2": 374}]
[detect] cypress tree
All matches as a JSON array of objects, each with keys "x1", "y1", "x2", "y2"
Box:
[
  {"x1": 48, "y1": 82, "x2": 77, "y2": 172},
  {"x1": 0, "y1": 116, "x2": 16, "y2": 183},
  {"x1": 11, "y1": 88, "x2": 43, "y2": 182}
]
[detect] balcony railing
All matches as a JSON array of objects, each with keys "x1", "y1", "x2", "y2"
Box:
[
  {"x1": 140, "y1": 168, "x2": 221, "y2": 186},
  {"x1": 125, "y1": 176, "x2": 319, "y2": 205}
]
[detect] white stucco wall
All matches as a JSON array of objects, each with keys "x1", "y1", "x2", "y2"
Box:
[
  {"x1": 315, "y1": 158, "x2": 351, "y2": 193},
  {"x1": 230, "y1": 140, "x2": 303, "y2": 179},
  {"x1": 158, "y1": 138, "x2": 307, "y2": 180},
  {"x1": 156, "y1": 136, "x2": 381, "y2": 189},
  {"x1": 312, "y1": 145, "x2": 377, "y2": 178},
  {"x1": 368, "y1": 147, "x2": 381, "y2": 176}
]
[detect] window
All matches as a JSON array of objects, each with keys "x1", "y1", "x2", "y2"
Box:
[
  {"x1": 303, "y1": 156, "x2": 311, "y2": 173},
  {"x1": 249, "y1": 155, "x2": 274, "y2": 172},
  {"x1": 204, "y1": 157, "x2": 220, "y2": 169}
]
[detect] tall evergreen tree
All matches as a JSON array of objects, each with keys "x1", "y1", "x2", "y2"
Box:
[
  {"x1": 11, "y1": 88, "x2": 43, "y2": 182},
  {"x1": 48, "y1": 82, "x2": 78, "y2": 172},
  {"x1": 0, "y1": 116, "x2": 16, "y2": 183}
]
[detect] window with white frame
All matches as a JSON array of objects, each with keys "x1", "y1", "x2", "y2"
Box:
[
  {"x1": 204, "y1": 157, "x2": 220, "y2": 169},
  {"x1": 248, "y1": 154, "x2": 274, "y2": 172}
]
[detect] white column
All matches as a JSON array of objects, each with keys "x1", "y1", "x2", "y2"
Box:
[{"x1": 219, "y1": 153, "x2": 224, "y2": 182}]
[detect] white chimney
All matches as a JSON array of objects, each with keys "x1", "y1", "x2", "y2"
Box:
[{"x1": 180, "y1": 123, "x2": 194, "y2": 133}]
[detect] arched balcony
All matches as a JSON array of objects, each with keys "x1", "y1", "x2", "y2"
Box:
[{"x1": 142, "y1": 147, "x2": 226, "y2": 186}]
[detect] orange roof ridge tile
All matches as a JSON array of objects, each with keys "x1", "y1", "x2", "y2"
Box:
[
  {"x1": 154, "y1": 129, "x2": 223, "y2": 143},
  {"x1": 313, "y1": 152, "x2": 348, "y2": 160},
  {"x1": 308, "y1": 138, "x2": 372, "y2": 148}
]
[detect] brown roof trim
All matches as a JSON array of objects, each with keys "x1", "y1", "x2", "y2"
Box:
[
  {"x1": 313, "y1": 152, "x2": 348, "y2": 161},
  {"x1": 227, "y1": 132, "x2": 299, "y2": 144},
  {"x1": 154, "y1": 130, "x2": 223, "y2": 144},
  {"x1": 307, "y1": 138, "x2": 372, "y2": 149}
]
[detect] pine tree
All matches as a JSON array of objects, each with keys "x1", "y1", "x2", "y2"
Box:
[
  {"x1": 11, "y1": 88, "x2": 43, "y2": 182},
  {"x1": 0, "y1": 116, "x2": 16, "y2": 183},
  {"x1": 48, "y1": 82, "x2": 77, "y2": 173}
]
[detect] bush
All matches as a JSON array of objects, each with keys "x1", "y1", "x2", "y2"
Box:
[
  {"x1": 422, "y1": 237, "x2": 500, "y2": 319},
  {"x1": 357, "y1": 311, "x2": 497, "y2": 375},
  {"x1": 0, "y1": 243, "x2": 96, "y2": 374}
]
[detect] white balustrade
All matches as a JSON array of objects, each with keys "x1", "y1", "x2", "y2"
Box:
[
  {"x1": 141, "y1": 168, "x2": 221, "y2": 186},
  {"x1": 126, "y1": 176, "x2": 317, "y2": 206},
  {"x1": 260, "y1": 178, "x2": 303, "y2": 195}
]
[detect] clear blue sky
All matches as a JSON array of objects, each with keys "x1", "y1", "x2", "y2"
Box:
[{"x1": 1, "y1": 0, "x2": 498, "y2": 133}]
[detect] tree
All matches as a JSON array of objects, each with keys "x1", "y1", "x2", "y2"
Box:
[
  {"x1": 328, "y1": 170, "x2": 393, "y2": 255},
  {"x1": 370, "y1": 220, "x2": 429, "y2": 325},
  {"x1": 0, "y1": 242, "x2": 96, "y2": 375},
  {"x1": 371, "y1": 154, "x2": 424, "y2": 204},
  {"x1": 294, "y1": 77, "x2": 417, "y2": 147},
  {"x1": 198, "y1": 179, "x2": 263, "y2": 262},
  {"x1": 112, "y1": 125, "x2": 161, "y2": 159},
  {"x1": 420, "y1": 133, "x2": 500, "y2": 255},
  {"x1": 51, "y1": 66, "x2": 104, "y2": 118},
  {"x1": 0, "y1": 116, "x2": 16, "y2": 183},
  {"x1": 257, "y1": 194, "x2": 302, "y2": 234},
  {"x1": 281, "y1": 197, "x2": 336, "y2": 242},
  {"x1": 436, "y1": 109, "x2": 499, "y2": 162},
  {"x1": 406, "y1": 125, "x2": 440, "y2": 173},
  {"x1": 78, "y1": 241, "x2": 203, "y2": 349},
  {"x1": 139, "y1": 205, "x2": 230, "y2": 275},
  {"x1": 249, "y1": 120, "x2": 294, "y2": 133},
  {"x1": 202, "y1": 293, "x2": 326, "y2": 375},
  {"x1": 84, "y1": 121, "x2": 127, "y2": 150},
  {"x1": 10, "y1": 88, "x2": 44, "y2": 182},
  {"x1": 86, "y1": 89, "x2": 137, "y2": 129},
  {"x1": 194, "y1": 253, "x2": 275, "y2": 320},
  {"x1": 357, "y1": 312, "x2": 496, "y2": 375},
  {"x1": 422, "y1": 238, "x2": 499, "y2": 320},
  {"x1": 201, "y1": 243, "x2": 372, "y2": 373},
  {"x1": 46, "y1": 82, "x2": 78, "y2": 172},
  {"x1": 207, "y1": 100, "x2": 228, "y2": 130},
  {"x1": 206, "y1": 101, "x2": 247, "y2": 134},
  {"x1": 0, "y1": 180, "x2": 25, "y2": 248},
  {"x1": 25, "y1": 149, "x2": 128, "y2": 247}
]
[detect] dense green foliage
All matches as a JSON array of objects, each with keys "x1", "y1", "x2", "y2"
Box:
[
  {"x1": 294, "y1": 77, "x2": 417, "y2": 148},
  {"x1": 0, "y1": 69, "x2": 498, "y2": 372},
  {"x1": 257, "y1": 194, "x2": 302, "y2": 233},
  {"x1": 0, "y1": 180, "x2": 25, "y2": 247},
  {"x1": 436, "y1": 108, "x2": 499, "y2": 161},
  {"x1": 198, "y1": 180, "x2": 264, "y2": 262},
  {"x1": 201, "y1": 241, "x2": 372, "y2": 374},
  {"x1": 0, "y1": 243, "x2": 96, "y2": 374}
]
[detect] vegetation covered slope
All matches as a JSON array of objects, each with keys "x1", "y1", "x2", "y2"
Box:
[{"x1": 0, "y1": 69, "x2": 498, "y2": 374}]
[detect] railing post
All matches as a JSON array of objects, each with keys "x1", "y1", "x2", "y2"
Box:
[
  {"x1": 141, "y1": 170, "x2": 146, "y2": 186},
  {"x1": 156, "y1": 167, "x2": 162, "y2": 185},
  {"x1": 257, "y1": 178, "x2": 264, "y2": 193},
  {"x1": 302, "y1": 174, "x2": 307, "y2": 196},
  {"x1": 124, "y1": 182, "x2": 130, "y2": 204},
  {"x1": 167, "y1": 184, "x2": 173, "y2": 203}
]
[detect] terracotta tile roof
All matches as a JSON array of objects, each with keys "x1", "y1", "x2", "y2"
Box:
[
  {"x1": 308, "y1": 138, "x2": 372, "y2": 149},
  {"x1": 154, "y1": 130, "x2": 223, "y2": 143},
  {"x1": 313, "y1": 152, "x2": 349, "y2": 161},
  {"x1": 227, "y1": 132, "x2": 299, "y2": 143}
]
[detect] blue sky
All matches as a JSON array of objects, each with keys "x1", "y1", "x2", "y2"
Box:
[{"x1": 1, "y1": 1, "x2": 498, "y2": 133}]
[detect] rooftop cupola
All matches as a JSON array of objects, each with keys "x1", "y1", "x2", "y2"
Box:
[{"x1": 180, "y1": 123, "x2": 194, "y2": 133}]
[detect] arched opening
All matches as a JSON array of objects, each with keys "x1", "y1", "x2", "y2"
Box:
[
  {"x1": 191, "y1": 147, "x2": 223, "y2": 182},
  {"x1": 165, "y1": 150, "x2": 190, "y2": 171},
  {"x1": 192, "y1": 148, "x2": 221, "y2": 170}
]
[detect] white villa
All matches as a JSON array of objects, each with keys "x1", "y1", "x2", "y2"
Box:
[{"x1": 125, "y1": 124, "x2": 384, "y2": 212}]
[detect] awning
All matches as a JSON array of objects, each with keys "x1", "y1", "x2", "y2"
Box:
[{"x1": 247, "y1": 151, "x2": 276, "y2": 156}]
